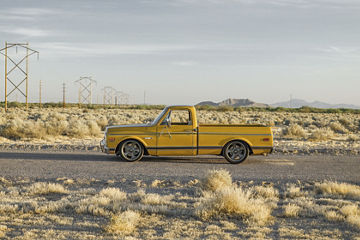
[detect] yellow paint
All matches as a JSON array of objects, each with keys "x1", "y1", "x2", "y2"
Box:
[{"x1": 102, "y1": 106, "x2": 273, "y2": 157}]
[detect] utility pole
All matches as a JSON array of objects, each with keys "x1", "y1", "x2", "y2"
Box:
[
  {"x1": 0, "y1": 42, "x2": 39, "y2": 111},
  {"x1": 62, "y1": 83, "x2": 66, "y2": 108},
  {"x1": 39, "y1": 80, "x2": 42, "y2": 108},
  {"x1": 144, "y1": 91, "x2": 146, "y2": 105}
]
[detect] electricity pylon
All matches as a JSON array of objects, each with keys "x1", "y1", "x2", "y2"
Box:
[
  {"x1": 75, "y1": 76, "x2": 96, "y2": 105},
  {"x1": 115, "y1": 91, "x2": 129, "y2": 105},
  {"x1": 0, "y1": 42, "x2": 39, "y2": 111},
  {"x1": 102, "y1": 86, "x2": 116, "y2": 105}
]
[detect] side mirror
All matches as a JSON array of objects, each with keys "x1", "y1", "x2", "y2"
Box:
[{"x1": 165, "y1": 117, "x2": 171, "y2": 128}]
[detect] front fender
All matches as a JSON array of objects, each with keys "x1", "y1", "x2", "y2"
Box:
[{"x1": 115, "y1": 136, "x2": 149, "y2": 154}]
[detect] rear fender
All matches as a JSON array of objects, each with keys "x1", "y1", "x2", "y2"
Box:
[{"x1": 221, "y1": 138, "x2": 253, "y2": 155}]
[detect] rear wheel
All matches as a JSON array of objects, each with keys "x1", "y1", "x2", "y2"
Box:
[
  {"x1": 223, "y1": 141, "x2": 249, "y2": 164},
  {"x1": 118, "y1": 140, "x2": 144, "y2": 162}
]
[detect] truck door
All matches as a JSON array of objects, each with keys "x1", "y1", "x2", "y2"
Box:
[{"x1": 156, "y1": 109, "x2": 197, "y2": 156}]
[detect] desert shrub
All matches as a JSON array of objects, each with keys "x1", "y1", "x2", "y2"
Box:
[
  {"x1": 329, "y1": 122, "x2": 348, "y2": 134},
  {"x1": 28, "y1": 182, "x2": 67, "y2": 195},
  {"x1": 196, "y1": 186, "x2": 272, "y2": 225},
  {"x1": 324, "y1": 210, "x2": 344, "y2": 221},
  {"x1": 201, "y1": 169, "x2": 232, "y2": 192},
  {"x1": 99, "y1": 188, "x2": 127, "y2": 202},
  {"x1": 141, "y1": 193, "x2": 174, "y2": 205},
  {"x1": 340, "y1": 204, "x2": 360, "y2": 228},
  {"x1": 309, "y1": 128, "x2": 333, "y2": 141},
  {"x1": 315, "y1": 181, "x2": 360, "y2": 198},
  {"x1": 253, "y1": 186, "x2": 279, "y2": 200},
  {"x1": 348, "y1": 134, "x2": 360, "y2": 141},
  {"x1": 1, "y1": 119, "x2": 46, "y2": 139},
  {"x1": 105, "y1": 210, "x2": 140, "y2": 235},
  {"x1": 283, "y1": 203, "x2": 301, "y2": 217},
  {"x1": 282, "y1": 124, "x2": 306, "y2": 138}
]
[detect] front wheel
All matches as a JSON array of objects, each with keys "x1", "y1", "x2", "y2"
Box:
[
  {"x1": 223, "y1": 141, "x2": 249, "y2": 164},
  {"x1": 118, "y1": 140, "x2": 144, "y2": 162}
]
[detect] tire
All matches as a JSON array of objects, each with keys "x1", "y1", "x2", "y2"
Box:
[
  {"x1": 223, "y1": 140, "x2": 249, "y2": 164},
  {"x1": 117, "y1": 140, "x2": 144, "y2": 162}
]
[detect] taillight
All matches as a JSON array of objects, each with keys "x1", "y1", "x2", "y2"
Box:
[
  {"x1": 108, "y1": 137, "x2": 115, "y2": 142},
  {"x1": 262, "y1": 138, "x2": 270, "y2": 142}
]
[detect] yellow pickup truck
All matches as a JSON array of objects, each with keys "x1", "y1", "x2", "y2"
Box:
[{"x1": 100, "y1": 105, "x2": 273, "y2": 164}]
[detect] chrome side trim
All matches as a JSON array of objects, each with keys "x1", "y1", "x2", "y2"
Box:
[
  {"x1": 108, "y1": 133, "x2": 157, "y2": 136},
  {"x1": 146, "y1": 146, "x2": 222, "y2": 150},
  {"x1": 199, "y1": 132, "x2": 272, "y2": 136}
]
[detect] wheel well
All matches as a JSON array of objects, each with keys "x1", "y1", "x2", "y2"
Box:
[
  {"x1": 115, "y1": 139, "x2": 149, "y2": 156},
  {"x1": 221, "y1": 140, "x2": 253, "y2": 156}
]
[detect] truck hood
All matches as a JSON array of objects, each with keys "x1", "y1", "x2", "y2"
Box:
[
  {"x1": 106, "y1": 124, "x2": 149, "y2": 130},
  {"x1": 105, "y1": 124, "x2": 151, "y2": 134}
]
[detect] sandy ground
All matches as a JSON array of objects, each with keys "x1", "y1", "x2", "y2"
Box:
[{"x1": 0, "y1": 152, "x2": 360, "y2": 239}]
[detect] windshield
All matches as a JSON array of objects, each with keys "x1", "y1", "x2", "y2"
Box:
[{"x1": 150, "y1": 108, "x2": 168, "y2": 125}]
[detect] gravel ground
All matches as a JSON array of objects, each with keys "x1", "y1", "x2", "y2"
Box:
[{"x1": 1, "y1": 151, "x2": 360, "y2": 239}]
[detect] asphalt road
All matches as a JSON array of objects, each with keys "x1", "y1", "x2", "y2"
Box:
[{"x1": 0, "y1": 151, "x2": 359, "y2": 183}]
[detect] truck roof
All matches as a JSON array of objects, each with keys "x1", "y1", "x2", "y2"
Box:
[{"x1": 167, "y1": 105, "x2": 194, "y2": 108}]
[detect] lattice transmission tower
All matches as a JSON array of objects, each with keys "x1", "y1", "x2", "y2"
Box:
[
  {"x1": 0, "y1": 42, "x2": 39, "y2": 111},
  {"x1": 115, "y1": 91, "x2": 129, "y2": 105},
  {"x1": 75, "y1": 76, "x2": 96, "y2": 105},
  {"x1": 102, "y1": 86, "x2": 116, "y2": 105}
]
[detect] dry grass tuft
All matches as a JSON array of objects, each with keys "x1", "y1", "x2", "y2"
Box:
[
  {"x1": 340, "y1": 204, "x2": 360, "y2": 228},
  {"x1": 151, "y1": 179, "x2": 165, "y2": 188},
  {"x1": 105, "y1": 210, "x2": 141, "y2": 235},
  {"x1": 196, "y1": 186, "x2": 272, "y2": 225},
  {"x1": 283, "y1": 203, "x2": 301, "y2": 217},
  {"x1": 315, "y1": 181, "x2": 360, "y2": 198},
  {"x1": 0, "y1": 225, "x2": 7, "y2": 238},
  {"x1": 28, "y1": 182, "x2": 67, "y2": 195},
  {"x1": 253, "y1": 185, "x2": 279, "y2": 200},
  {"x1": 201, "y1": 169, "x2": 232, "y2": 192},
  {"x1": 329, "y1": 122, "x2": 348, "y2": 134},
  {"x1": 286, "y1": 184, "x2": 305, "y2": 198},
  {"x1": 141, "y1": 193, "x2": 174, "y2": 205},
  {"x1": 283, "y1": 124, "x2": 306, "y2": 138},
  {"x1": 99, "y1": 188, "x2": 127, "y2": 201},
  {"x1": 309, "y1": 127, "x2": 333, "y2": 141},
  {"x1": 324, "y1": 210, "x2": 344, "y2": 221}
]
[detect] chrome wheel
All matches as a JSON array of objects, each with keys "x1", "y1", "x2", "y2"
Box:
[
  {"x1": 119, "y1": 140, "x2": 144, "y2": 162},
  {"x1": 223, "y1": 141, "x2": 249, "y2": 164}
]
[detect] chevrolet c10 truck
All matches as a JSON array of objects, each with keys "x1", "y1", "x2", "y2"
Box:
[{"x1": 100, "y1": 105, "x2": 273, "y2": 164}]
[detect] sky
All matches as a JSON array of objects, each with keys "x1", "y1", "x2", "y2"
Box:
[{"x1": 0, "y1": 0, "x2": 359, "y2": 105}]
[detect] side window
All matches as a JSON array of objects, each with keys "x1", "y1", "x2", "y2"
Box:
[{"x1": 170, "y1": 110, "x2": 192, "y2": 125}]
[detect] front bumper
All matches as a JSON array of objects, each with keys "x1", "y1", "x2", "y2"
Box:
[{"x1": 100, "y1": 138, "x2": 115, "y2": 154}]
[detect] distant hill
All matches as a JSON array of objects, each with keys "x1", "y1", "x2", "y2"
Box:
[
  {"x1": 271, "y1": 99, "x2": 360, "y2": 109},
  {"x1": 197, "y1": 98, "x2": 269, "y2": 108}
]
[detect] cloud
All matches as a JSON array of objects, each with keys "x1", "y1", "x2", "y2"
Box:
[
  {"x1": 157, "y1": 0, "x2": 360, "y2": 8},
  {"x1": 33, "y1": 42, "x2": 203, "y2": 57},
  {"x1": 0, "y1": 7, "x2": 63, "y2": 21},
  {"x1": 0, "y1": 27, "x2": 50, "y2": 37},
  {"x1": 172, "y1": 61, "x2": 198, "y2": 66}
]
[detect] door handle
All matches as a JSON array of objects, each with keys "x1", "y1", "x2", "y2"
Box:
[{"x1": 185, "y1": 129, "x2": 197, "y2": 132}]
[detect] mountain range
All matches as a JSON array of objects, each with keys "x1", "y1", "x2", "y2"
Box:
[
  {"x1": 196, "y1": 98, "x2": 360, "y2": 109},
  {"x1": 270, "y1": 99, "x2": 360, "y2": 109},
  {"x1": 197, "y1": 98, "x2": 269, "y2": 108}
]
